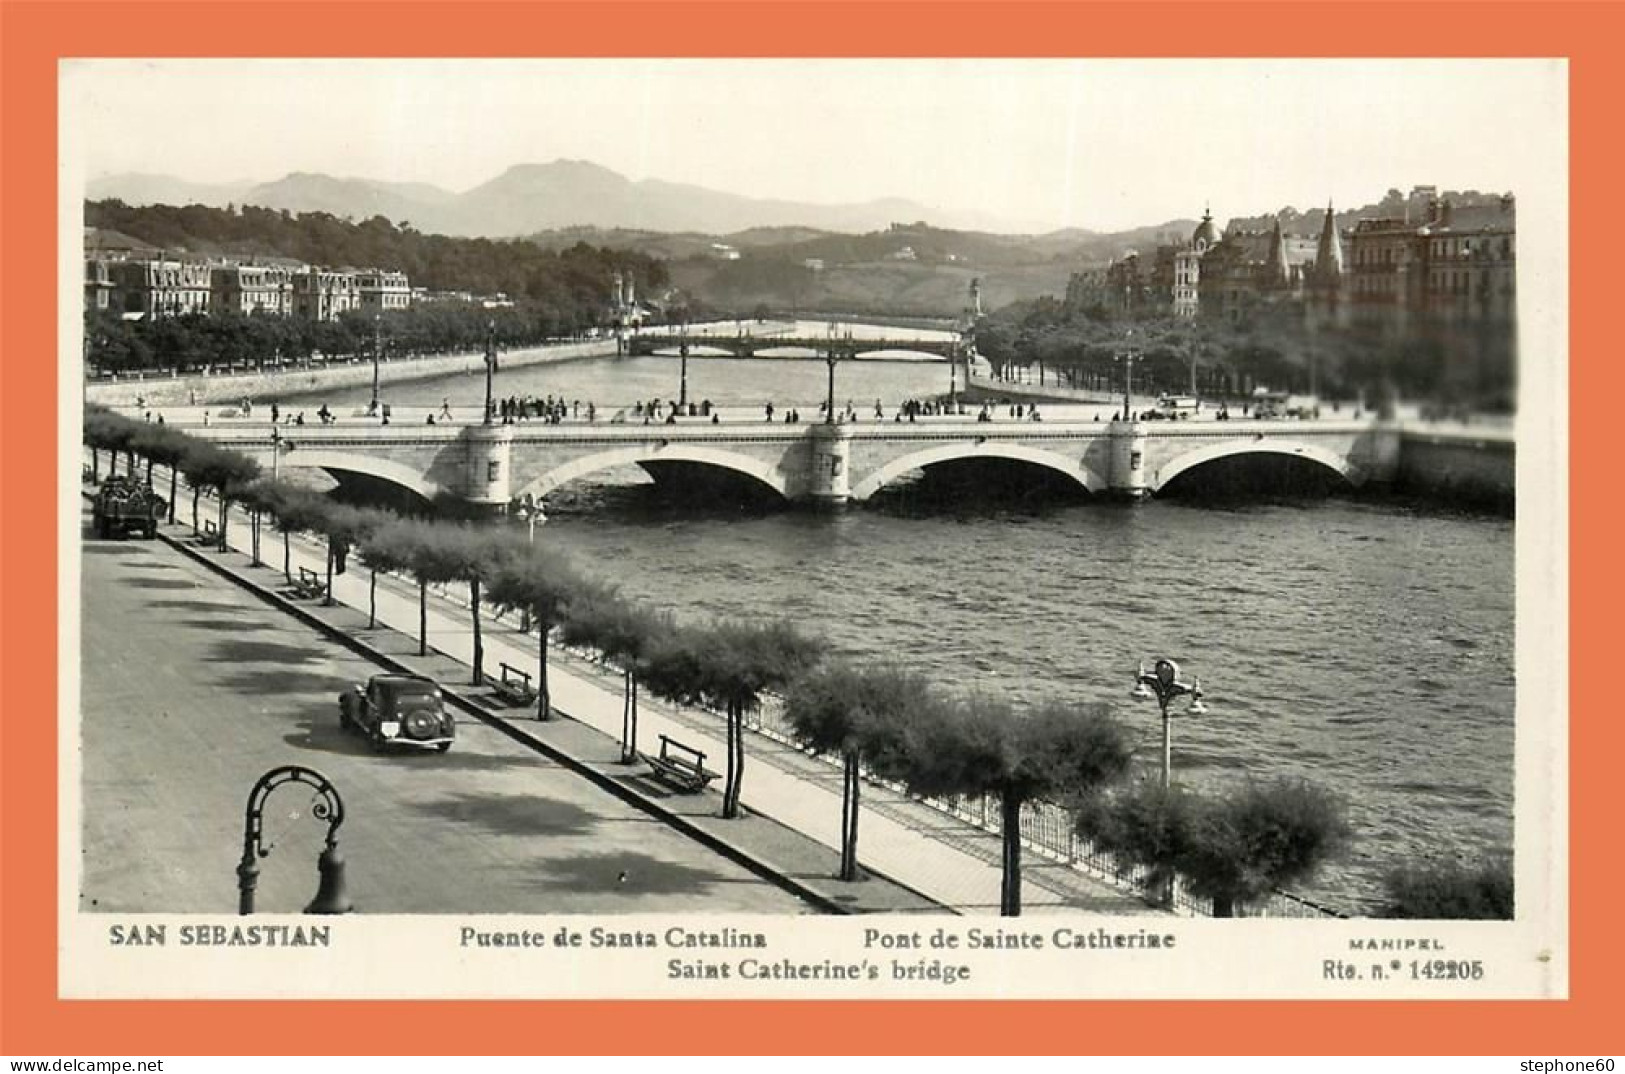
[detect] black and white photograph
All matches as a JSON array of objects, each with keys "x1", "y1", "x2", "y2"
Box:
[{"x1": 61, "y1": 57, "x2": 1565, "y2": 1000}]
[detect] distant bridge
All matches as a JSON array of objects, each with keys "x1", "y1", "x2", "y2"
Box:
[
  {"x1": 625, "y1": 333, "x2": 963, "y2": 361},
  {"x1": 182, "y1": 415, "x2": 1413, "y2": 513}
]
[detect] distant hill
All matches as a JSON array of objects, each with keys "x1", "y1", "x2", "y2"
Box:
[
  {"x1": 240, "y1": 172, "x2": 454, "y2": 224},
  {"x1": 85, "y1": 159, "x2": 1045, "y2": 238},
  {"x1": 87, "y1": 173, "x2": 253, "y2": 208}
]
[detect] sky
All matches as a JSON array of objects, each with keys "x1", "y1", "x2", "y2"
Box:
[{"x1": 63, "y1": 58, "x2": 1565, "y2": 233}]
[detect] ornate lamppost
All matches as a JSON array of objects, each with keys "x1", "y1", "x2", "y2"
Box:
[
  {"x1": 514, "y1": 497, "x2": 546, "y2": 632},
  {"x1": 236, "y1": 765, "x2": 351, "y2": 915},
  {"x1": 1131, "y1": 658, "x2": 1208, "y2": 789}
]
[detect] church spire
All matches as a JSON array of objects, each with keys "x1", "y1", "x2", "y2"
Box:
[{"x1": 1314, "y1": 201, "x2": 1344, "y2": 286}]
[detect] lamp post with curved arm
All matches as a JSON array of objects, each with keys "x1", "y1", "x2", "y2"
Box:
[
  {"x1": 236, "y1": 765, "x2": 351, "y2": 915},
  {"x1": 1131, "y1": 657, "x2": 1209, "y2": 789}
]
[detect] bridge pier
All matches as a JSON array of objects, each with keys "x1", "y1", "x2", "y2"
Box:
[
  {"x1": 462, "y1": 423, "x2": 515, "y2": 516},
  {"x1": 1108, "y1": 421, "x2": 1150, "y2": 500},
  {"x1": 804, "y1": 423, "x2": 853, "y2": 507}
]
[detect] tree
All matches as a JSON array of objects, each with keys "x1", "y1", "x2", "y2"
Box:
[
  {"x1": 131, "y1": 424, "x2": 189, "y2": 525},
  {"x1": 784, "y1": 663, "x2": 937, "y2": 881},
  {"x1": 1176, "y1": 779, "x2": 1350, "y2": 917},
  {"x1": 354, "y1": 514, "x2": 415, "y2": 630},
  {"x1": 179, "y1": 443, "x2": 260, "y2": 551},
  {"x1": 376, "y1": 520, "x2": 447, "y2": 659},
  {"x1": 234, "y1": 478, "x2": 281, "y2": 567},
  {"x1": 644, "y1": 619, "x2": 824, "y2": 819},
  {"x1": 485, "y1": 540, "x2": 582, "y2": 718},
  {"x1": 1073, "y1": 778, "x2": 1202, "y2": 908},
  {"x1": 315, "y1": 503, "x2": 388, "y2": 608},
  {"x1": 421, "y1": 524, "x2": 519, "y2": 686},
  {"x1": 91, "y1": 409, "x2": 141, "y2": 478},
  {"x1": 264, "y1": 483, "x2": 327, "y2": 584},
  {"x1": 1381, "y1": 855, "x2": 1513, "y2": 920},
  {"x1": 82, "y1": 408, "x2": 115, "y2": 482},
  {"x1": 875, "y1": 696, "x2": 1132, "y2": 916},
  {"x1": 557, "y1": 583, "x2": 671, "y2": 763}
]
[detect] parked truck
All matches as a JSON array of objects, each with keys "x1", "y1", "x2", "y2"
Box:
[{"x1": 92, "y1": 476, "x2": 165, "y2": 539}]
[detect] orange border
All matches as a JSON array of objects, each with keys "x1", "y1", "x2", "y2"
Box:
[{"x1": 2, "y1": 1, "x2": 1614, "y2": 1056}]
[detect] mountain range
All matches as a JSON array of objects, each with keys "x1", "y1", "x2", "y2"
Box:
[{"x1": 87, "y1": 160, "x2": 1050, "y2": 238}]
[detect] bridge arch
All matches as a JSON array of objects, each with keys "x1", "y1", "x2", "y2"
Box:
[
  {"x1": 517, "y1": 444, "x2": 792, "y2": 501},
  {"x1": 849, "y1": 347, "x2": 953, "y2": 362},
  {"x1": 648, "y1": 344, "x2": 737, "y2": 357},
  {"x1": 849, "y1": 442, "x2": 1106, "y2": 501},
  {"x1": 280, "y1": 448, "x2": 446, "y2": 502},
  {"x1": 1151, "y1": 438, "x2": 1361, "y2": 492}
]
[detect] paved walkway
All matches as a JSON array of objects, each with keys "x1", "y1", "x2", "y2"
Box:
[
  {"x1": 79, "y1": 525, "x2": 820, "y2": 915},
  {"x1": 124, "y1": 470, "x2": 1166, "y2": 917}
]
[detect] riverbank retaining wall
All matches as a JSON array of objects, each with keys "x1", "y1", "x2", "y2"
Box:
[
  {"x1": 1394, "y1": 427, "x2": 1516, "y2": 512},
  {"x1": 83, "y1": 340, "x2": 619, "y2": 409}
]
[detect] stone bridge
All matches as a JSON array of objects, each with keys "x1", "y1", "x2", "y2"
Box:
[
  {"x1": 185, "y1": 416, "x2": 1403, "y2": 512},
  {"x1": 626, "y1": 334, "x2": 963, "y2": 360}
]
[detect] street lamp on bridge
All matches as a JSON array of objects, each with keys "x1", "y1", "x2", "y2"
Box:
[
  {"x1": 825, "y1": 322, "x2": 850, "y2": 424},
  {"x1": 1130, "y1": 657, "x2": 1208, "y2": 790},
  {"x1": 1114, "y1": 330, "x2": 1141, "y2": 420},
  {"x1": 370, "y1": 314, "x2": 383, "y2": 413},
  {"x1": 678, "y1": 316, "x2": 690, "y2": 409},
  {"x1": 482, "y1": 319, "x2": 497, "y2": 425}
]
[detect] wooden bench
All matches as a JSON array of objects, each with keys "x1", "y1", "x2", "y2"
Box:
[
  {"x1": 290, "y1": 565, "x2": 325, "y2": 600},
  {"x1": 639, "y1": 735, "x2": 720, "y2": 794},
  {"x1": 487, "y1": 662, "x2": 537, "y2": 707}
]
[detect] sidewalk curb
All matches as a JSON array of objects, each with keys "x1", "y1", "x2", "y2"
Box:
[{"x1": 150, "y1": 520, "x2": 896, "y2": 916}]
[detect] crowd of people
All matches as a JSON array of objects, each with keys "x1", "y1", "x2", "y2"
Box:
[
  {"x1": 144, "y1": 391, "x2": 1288, "y2": 429},
  {"x1": 493, "y1": 394, "x2": 600, "y2": 424}
]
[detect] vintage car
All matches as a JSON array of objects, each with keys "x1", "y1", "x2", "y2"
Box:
[
  {"x1": 339, "y1": 673, "x2": 455, "y2": 752},
  {"x1": 91, "y1": 475, "x2": 165, "y2": 539}
]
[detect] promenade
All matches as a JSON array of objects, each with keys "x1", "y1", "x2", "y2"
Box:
[
  {"x1": 80, "y1": 521, "x2": 821, "y2": 915},
  {"x1": 87, "y1": 469, "x2": 1167, "y2": 917}
]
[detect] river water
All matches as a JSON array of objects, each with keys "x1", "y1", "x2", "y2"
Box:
[{"x1": 282, "y1": 339, "x2": 1516, "y2": 915}]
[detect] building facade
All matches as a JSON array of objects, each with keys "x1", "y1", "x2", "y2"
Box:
[
  {"x1": 356, "y1": 269, "x2": 412, "y2": 315},
  {"x1": 1423, "y1": 198, "x2": 1516, "y2": 323},
  {"x1": 106, "y1": 257, "x2": 213, "y2": 317},
  {"x1": 210, "y1": 264, "x2": 295, "y2": 316},
  {"x1": 292, "y1": 269, "x2": 362, "y2": 321},
  {"x1": 1062, "y1": 190, "x2": 1514, "y2": 333},
  {"x1": 84, "y1": 259, "x2": 115, "y2": 311}
]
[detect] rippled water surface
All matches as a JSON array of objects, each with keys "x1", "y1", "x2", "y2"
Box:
[{"x1": 539, "y1": 493, "x2": 1514, "y2": 912}]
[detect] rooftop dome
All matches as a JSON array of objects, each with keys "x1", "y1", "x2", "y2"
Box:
[{"x1": 1192, "y1": 207, "x2": 1222, "y2": 250}]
